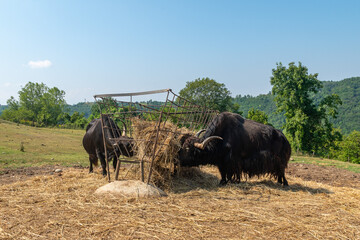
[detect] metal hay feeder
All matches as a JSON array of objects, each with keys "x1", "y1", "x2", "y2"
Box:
[{"x1": 94, "y1": 89, "x2": 218, "y2": 183}]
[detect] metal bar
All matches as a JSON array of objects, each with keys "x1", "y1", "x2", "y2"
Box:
[
  {"x1": 140, "y1": 160, "x2": 144, "y2": 182},
  {"x1": 114, "y1": 155, "x2": 121, "y2": 180},
  {"x1": 147, "y1": 90, "x2": 170, "y2": 184},
  {"x1": 100, "y1": 114, "x2": 111, "y2": 182},
  {"x1": 94, "y1": 89, "x2": 170, "y2": 98},
  {"x1": 117, "y1": 159, "x2": 146, "y2": 164}
]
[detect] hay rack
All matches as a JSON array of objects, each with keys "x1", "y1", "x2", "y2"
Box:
[{"x1": 94, "y1": 89, "x2": 218, "y2": 184}]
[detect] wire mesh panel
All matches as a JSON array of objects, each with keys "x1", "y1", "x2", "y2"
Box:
[{"x1": 93, "y1": 89, "x2": 218, "y2": 185}]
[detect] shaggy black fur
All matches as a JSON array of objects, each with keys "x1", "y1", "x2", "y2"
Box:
[
  {"x1": 178, "y1": 112, "x2": 291, "y2": 185},
  {"x1": 83, "y1": 117, "x2": 134, "y2": 176}
]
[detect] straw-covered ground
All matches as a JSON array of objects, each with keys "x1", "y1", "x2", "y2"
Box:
[{"x1": 1, "y1": 164, "x2": 359, "y2": 240}]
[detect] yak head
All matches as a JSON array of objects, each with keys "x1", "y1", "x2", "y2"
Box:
[
  {"x1": 114, "y1": 136, "x2": 135, "y2": 157},
  {"x1": 178, "y1": 134, "x2": 223, "y2": 167}
]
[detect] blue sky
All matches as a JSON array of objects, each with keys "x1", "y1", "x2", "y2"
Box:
[{"x1": 1, "y1": 0, "x2": 359, "y2": 104}]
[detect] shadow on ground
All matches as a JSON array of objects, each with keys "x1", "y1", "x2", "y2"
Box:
[{"x1": 170, "y1": 167, "x2": 333, "y2": 195}]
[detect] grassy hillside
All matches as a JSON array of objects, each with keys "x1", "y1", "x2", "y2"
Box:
[
  {"x1": 234, "y1": 77, "x2": 360, "y2": 134},
  {"x1": 0, "y1": 119, "x2": 88, "y2": 169}
]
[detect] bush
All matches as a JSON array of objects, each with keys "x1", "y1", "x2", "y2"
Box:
[{"x1": 337, "y1": 131, "x2": 360, "y2": 163}]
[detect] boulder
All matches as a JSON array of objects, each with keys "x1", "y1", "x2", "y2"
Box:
[{"x1": 94, "y1": 180, "x2": 167, "y2": 198}]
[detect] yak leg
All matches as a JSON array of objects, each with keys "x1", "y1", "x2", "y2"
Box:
[
  {"x1": 89, "y1": 156, "x2": 94, "y2": 173},
  {"x1": 112, "y1": 156, "x2": 118, "y2": 171},
  {"x1": 225, "y1": 147, "x2": 240, "y2": 183},
  {"x1": 282, "y1": 174, "x2": 288, "y2": 186},
  {"x1": 88, "y1": 154, "x2": 97, "y2": 173},
  {"x1": 217, "y1": 163, "x2": 228, "y2": 185},
  {"x1": 277, "y1": 174, "x2": 283, "y2": 184},
  {"x1": 96, "y1": 149, "x2": 107, "y2": 176},
  {"x1": 277, "y1": 171, "x2": 288, "y2": 186}
]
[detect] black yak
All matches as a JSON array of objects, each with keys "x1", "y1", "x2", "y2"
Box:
[
  {"x1": 178, "y1": 112, "x2": 291, "y2": 185},
  {"x1": 82, "y1": 117, "x2": 134, "y2": 176}
]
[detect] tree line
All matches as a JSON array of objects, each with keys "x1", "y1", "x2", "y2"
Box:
[
  {"x1": 233, "y1": 77, "x2": 360, "y2": 135},
  {"x1": 1, "y1": 63, "x2": 359, "y2": 164},
  {"x1": 1, "y1": 82, "x2": 88, "y2": 129}
]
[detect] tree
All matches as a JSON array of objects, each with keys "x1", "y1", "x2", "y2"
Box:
[
  {"x1": 89, "y1": 97, "x2": 119, "y2": 120},
  {"x1": 247, "y1": 108, "x2": 271, "y2": 125},
  {"x1": 2, "y1": 82, "x2": 66, "y2": 126},
  {"x1": 179, "y1": 77, "x2": 240, "y2": 113},
  {"x1": 338, "y1": 131, "x2": 360, "y2": 163},
  {"x1": 39, "y1": 87, "x2": 66, "y2": 125},
  {"x1": 270, "y1": 62, "x2": 342, "y2": 154}
]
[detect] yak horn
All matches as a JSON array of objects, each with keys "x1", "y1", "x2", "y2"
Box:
[
  {"x1": 194, "y1": 136, "x2": 223, "y2": 150},
  {"x1": 195, "y1": 129, "x2": 206, "y2": 137},
  {"x1": 119, "y1": 119, "x2": 127, "y2": 136}
]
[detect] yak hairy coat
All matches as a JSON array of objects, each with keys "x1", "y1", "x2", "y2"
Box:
[
  {"x1": 178, "y1": 112, "x2": 291, "y2": 185},
  {"x1": 82, "y1": 118, "x2": 133, "y2": 176}
]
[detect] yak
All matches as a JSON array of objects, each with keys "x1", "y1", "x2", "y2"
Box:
[
  {"x1": 82, "y1": 117, "x2": 134, "y2": 176},
  {"x1": 178, "y1": 112, "x2": 291, "y2": 185}
]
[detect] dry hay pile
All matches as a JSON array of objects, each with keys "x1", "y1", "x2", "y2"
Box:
[
  {"x1": 1, "y1": 166, "x2": 360, "y2": 239},
  {"x1": 129, "y1": 118, "x2": 193, "y2": 190}
]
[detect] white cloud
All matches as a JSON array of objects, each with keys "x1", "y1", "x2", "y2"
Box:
[{"x1": 28, "y1": 60, "x2": 52, "y2": 68}]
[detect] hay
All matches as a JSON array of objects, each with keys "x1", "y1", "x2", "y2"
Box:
[
  {"x1": 0, "y1": 166, "x2": 359, "y2": 239},
  {"x1": 128, "y1": 118, "x2": 193, "y2": 190}
]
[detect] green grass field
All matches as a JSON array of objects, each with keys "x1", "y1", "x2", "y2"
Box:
[
  {"x1": 0, "y1": 119, "x2": 88, "y2": 169},
  {"x1": 291, "y1": 155, "x2": 360, "y2": 173},
  {"x1": 1, "y1": 119, "x2": 360, "y2": 173}
]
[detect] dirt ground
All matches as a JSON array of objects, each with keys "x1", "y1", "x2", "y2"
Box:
[
  {"x1": 1, "y1": 163, "x2": 359, "y2": 189},
  {"x1": 286, "y1": 163, "x2": 360, "y2": 189}
]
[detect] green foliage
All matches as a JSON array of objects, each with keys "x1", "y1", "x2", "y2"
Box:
[
  {"x1": 89, "y1": 97, "x2": 119, "y2": 120},
  {"x1": 59, "y1": 111, "x2": 89, "y2": 129},
  {"x1": 64, "y1": 102, "x2": 94, "y2": 118},
  {"x1": 89, "y1": 101, "x2": 101, "y2": 120},
  {"x1": 1, "y1": 82, "x2": 66, "y2": 126},
  {"x1": 0, "y1": 105, "x2": 8, "y2": 115},
  {"x1": 179, "y1": 77, "x2": 240, "y2": 113},
  {"x1": 233, "y1": 93, "x2": 283, "y2": 128},
  {"x1": 270, "y1": 62, "x2": 342, "y2": 155},
  {"x1": 336, "y1": 131, "x2": 360, "y2": 164},
  {"x1": 233, "y1": 77, "x2": 360, "y2": 135},
  {"x1": 246, "y1": 108, "x2": 271, "y2": 125},
  {"x1": 314, "y1": 77, "x2": 360, "y2": 134}
]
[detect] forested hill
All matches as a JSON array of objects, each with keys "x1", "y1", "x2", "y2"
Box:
[
  {"x1": 64, "y1": 102, "x2": 94, "y2": 118},
  {"x1": 233, "y1": 77, "x2": 360, "y2": 134},
  {"x1": 0, "y1": 102, "x2": 95, "y2": 118},
  {"x1": 316, "y1": 77, "x2": 360, "y2": 134}
]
